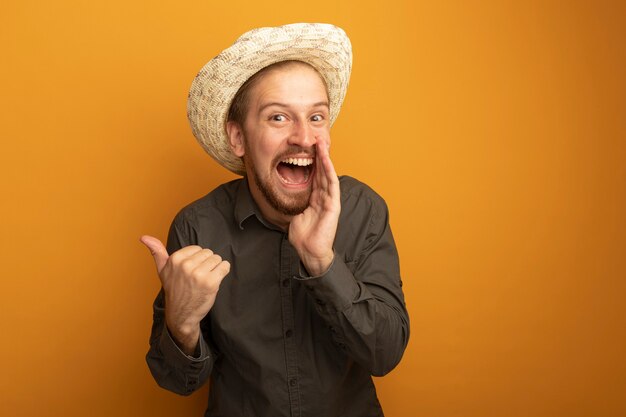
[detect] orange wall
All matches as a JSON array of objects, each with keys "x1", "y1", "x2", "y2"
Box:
[{"x1": 1, "y1": 1, "x2": 625, "y2": 416}]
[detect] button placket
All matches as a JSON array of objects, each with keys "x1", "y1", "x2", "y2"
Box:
[{"x1": 279, "y1": 236, "x2": 301, "y2": 415}]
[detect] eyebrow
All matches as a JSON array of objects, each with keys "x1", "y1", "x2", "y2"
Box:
[{"x1": 258, "y1": 101, "x2": 329, "y2": 113}]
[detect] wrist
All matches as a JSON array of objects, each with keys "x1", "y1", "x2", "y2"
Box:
[
  {"x1": 302, "y1": 252, "x2": 334, "y2": 276},
  {"x1": 167, "y1": 321, "x2": 200, "y2": 356}
]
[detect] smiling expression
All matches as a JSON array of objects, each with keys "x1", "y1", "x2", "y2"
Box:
[{"x1": 227, "y1": 62, "x2": 330, "y2": 226}]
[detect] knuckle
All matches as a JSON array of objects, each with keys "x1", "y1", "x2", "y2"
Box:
[
  {"x1": 180, "y1": 259, "x2": 195, "y2": 275},
  {"x1": 197, "y1": 276, "x2": 217, "y2": 293},
  {"x1": 169, "y1": 252, "x2": 182, "y2": 264},
  {"x1": 207, "y1": 282, "x2": 220, "y2": 294},
  {"x1": 191, "y1": 272, "x2": 205, "y2": 286}
]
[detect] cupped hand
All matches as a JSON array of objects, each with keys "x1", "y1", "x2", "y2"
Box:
[{"x1": 288, "y1": 137, "x2": 341, "y2": 276}]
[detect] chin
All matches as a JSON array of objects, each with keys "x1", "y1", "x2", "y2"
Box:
[
  {"x1": 267, "y1": 186, "x2": 311, "y2": 216},
  {"x1": 246, "y1": 156, "x2": 313, "y2": 216}
]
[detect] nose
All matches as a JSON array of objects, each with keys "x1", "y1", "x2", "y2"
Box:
[{"x1": 288, "y1": 120, "x2": 317, "y2": 148}]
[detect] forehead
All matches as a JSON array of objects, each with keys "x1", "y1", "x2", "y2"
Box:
[{"x1": 248, "y1": 63, "x2": 329, "y2": 107}]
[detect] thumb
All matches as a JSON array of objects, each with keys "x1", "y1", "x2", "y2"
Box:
[{"x1": 139, "y1": 235, "x2": 169, "y2": 274}]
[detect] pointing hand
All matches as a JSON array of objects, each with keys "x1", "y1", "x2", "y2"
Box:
[{"x1": 140, "y1": 235, "x2": 230, "y2": 355}]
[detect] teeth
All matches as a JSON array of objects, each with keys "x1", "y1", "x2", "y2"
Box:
[{"x1": 281, "y1": 157, "x2": 313, "y2": 166}]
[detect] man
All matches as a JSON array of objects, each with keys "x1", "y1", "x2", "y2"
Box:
[{"x1": 141, "y1": 23, "x2": 409, "y2": 417}]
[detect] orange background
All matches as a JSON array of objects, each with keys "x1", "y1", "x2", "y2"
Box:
[{"x1": 1, "y1": 1, "x2": 625, "y2": 416}]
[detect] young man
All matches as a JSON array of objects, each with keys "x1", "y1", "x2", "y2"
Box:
[{"x1": 141, "y1": 23, "x2": 409, "y2": 417}]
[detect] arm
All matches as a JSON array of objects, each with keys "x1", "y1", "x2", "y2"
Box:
[
  {"x1": 143, "y1": 216, "x2": 228, "y2": 395},
  {"x1": 145, "y1": 288, "x2": 214, "y2": 395},
  {"x1": 296, "y1": 199, "x2": 409, "y2": 376},
  {"x1": 289, "y1": 140, "x2": 409, "y2": 376}
]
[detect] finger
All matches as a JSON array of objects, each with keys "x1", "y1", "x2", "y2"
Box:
[
  {"x1": 317, "y1": 140, "x2": 339, "y2": 196},
  {"x1": 213, "y1": 261, "x2": 230, "y2": 276},
  {"x1": 196, "y1": 259, "x2": 231, "y2": 292},
  {"x1": 166, "y1": 245, "x2": 205, "y2": 277},
  {"x1": 315, "y1": 141, "x2": 330, "y2": 191},
  {"x1": 213, "y1": 260, "x2": 231, "y2": 280},
  {"x1": 140, "y1": 235, "x2": 169, "y2": 274},
  {"x1": 211, "y1": 261, "x2": 232, "y2": 290},
  {"x1": 194, "y1": 254, "x2": 227, "y2": 275},
  {"x1": 172, "y1": 244, "x2": 204, "y2": 257},
  {"x1": 319, "y1": 149, "x2": 340, "y2": 211},
  {"x1": 322, "y1": 147, "x2": 339, "y2": 189},
  {"x1": 182, "y1": 248, "x2": 216, "y2": 271},
  {"x1": 316, "y1": 132, "x2": 331, "y2": 150}
]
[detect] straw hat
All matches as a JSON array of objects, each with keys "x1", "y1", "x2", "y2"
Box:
[{"x1": 187, "y1": 23, "x2": 353, "y2": 175}]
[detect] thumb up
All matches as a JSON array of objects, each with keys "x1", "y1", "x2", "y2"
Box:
[
  {"x1": 140, "y1": 235, "x2": 169, "y2": 274},
  {"x1": 139, "y1": 234, "x2": 230, "y2": 354}
]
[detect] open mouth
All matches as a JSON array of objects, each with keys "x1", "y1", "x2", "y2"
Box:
[{"x1": 276, "y1": 157, "x2": 314, "y2": 186}]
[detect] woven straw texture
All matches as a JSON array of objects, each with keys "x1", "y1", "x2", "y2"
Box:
[{"x1": 187, "y1": 23, "x2": 353, "y2": 175}]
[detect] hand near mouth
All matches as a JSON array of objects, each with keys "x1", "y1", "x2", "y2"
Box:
[{"x1": 288, "y1": 137, "x2": 340, "y2": 276}]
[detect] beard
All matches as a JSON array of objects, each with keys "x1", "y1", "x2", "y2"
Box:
[{"x1": 243, "y1": 142, "x2": 312, "y2": 216}]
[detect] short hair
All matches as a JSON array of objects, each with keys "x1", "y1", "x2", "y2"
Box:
[{"x1": 226, "y1": 60, "x2": 328, "y2": 127}]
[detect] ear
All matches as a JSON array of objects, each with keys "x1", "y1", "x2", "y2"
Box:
[{"x1": 226, "y1": 121, "x2": 245, "y2": 157}]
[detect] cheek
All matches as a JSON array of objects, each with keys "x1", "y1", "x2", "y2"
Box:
[
  {"x1": 246, "y1": 142, "x2": 278, "y2": 171},
  {"x1": 313, "y1": 126, "x2": 331, "y2": 145},
  {"x1": 257, "y1": 135, "x2": 285, "y2": 156}
]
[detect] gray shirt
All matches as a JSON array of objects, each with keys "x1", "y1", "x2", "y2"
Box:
[{"x1": 146, "y1": 176, "x2": 410, "y2": 417}]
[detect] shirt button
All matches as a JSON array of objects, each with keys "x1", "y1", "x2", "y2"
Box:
[
  {"x1": 316, "y1": 299, "x2": 326, "y2": 306},
  {"x1": 282, "y1": 279, "x2": 290, "y2": 287},
  {"x1": 329, "y1": 326, "x2": 336, "y2": 333},
  {"x1": 289, "y1": 378, "x2": 297, "y2": 387},
  {"x1": 285, "y1": 329, "x2": 293, "y2": 337}
]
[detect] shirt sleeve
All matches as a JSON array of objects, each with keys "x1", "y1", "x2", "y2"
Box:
[
  {"x1": 295, "y1": 194, "x2": 410, "y2": 377},
  {"x1": 145, "y1": 212, "x2": 216, "y2": 395}
]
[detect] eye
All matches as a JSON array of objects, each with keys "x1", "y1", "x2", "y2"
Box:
[
  {"x1": 271, "y1": 114, "x2": 286, "y2": 122},
  {"x1": 311, "y1": 114, "x2": 324, "y2": 122}
]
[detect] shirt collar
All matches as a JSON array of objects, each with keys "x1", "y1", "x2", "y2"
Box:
[
  {"x1": 234, "y1": 177, "x2": 257, "y2": 229},
  {"x1": 234, "y1": 177, "x2": 285, "y2": 232}
]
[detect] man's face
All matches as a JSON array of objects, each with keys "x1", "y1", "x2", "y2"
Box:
[{"x1": 236, "y1": 63, "x2": 330, "y2": 217}]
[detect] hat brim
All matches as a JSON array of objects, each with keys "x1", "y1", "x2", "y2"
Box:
[{"x1": 187, "y1": 23, "x2": 353, "y2": 175}]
